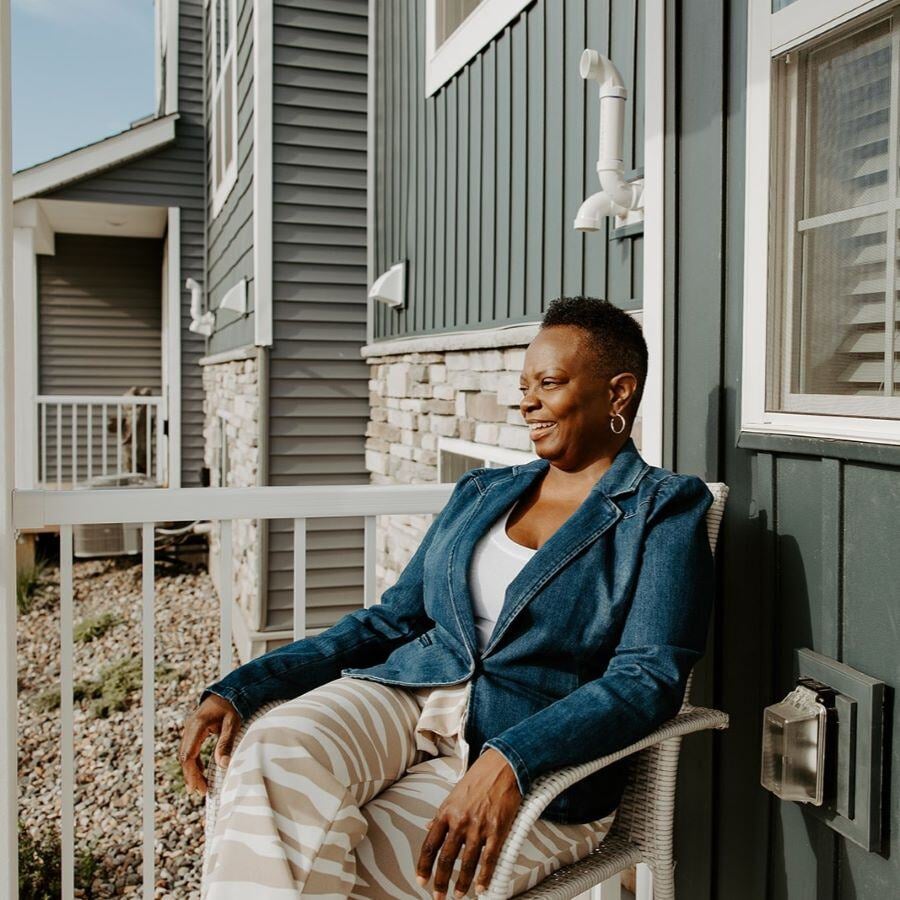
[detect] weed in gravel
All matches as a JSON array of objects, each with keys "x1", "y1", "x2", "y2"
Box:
[
  {"x1": 31, "y1": 688, "x2": 61, "y2": 713},
  {"x1": 18, "y1": 820, "x2": 108, "y2": 898},
  {"x1": 74, "y1": 611, "x2": 122, "y2": 643},
  {"x1": 30, "y1": 657, "x2": 180, "y2": 717},
  {"x1": 16, "y1": 559, "x2": 48, "y2": 615}
]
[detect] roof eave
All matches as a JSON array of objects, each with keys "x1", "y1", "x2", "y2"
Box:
[{"x1": 12, "y1": 113, "x2": 179, "y2": 203}]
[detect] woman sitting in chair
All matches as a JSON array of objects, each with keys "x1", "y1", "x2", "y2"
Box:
[{"x1": 179, "y1": 296, "x2": 716, "y2": 900}]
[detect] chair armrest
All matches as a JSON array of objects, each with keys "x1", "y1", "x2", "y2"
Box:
[{"x1": 478, "y1": 705, "x2": 729, "y2": 900}]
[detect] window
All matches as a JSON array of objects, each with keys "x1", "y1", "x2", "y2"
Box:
[
  {"x1": 743, "y1": 0, "x2": 900, "y2": 443},
  {"x1": 425, "y1": 0, "x2": 533, "y2": 97},
  {"x1": 211, "y1": 0, "x2": 238, "y2": 217},
  {"x1": 437, "y1": 437, "x2": 535, "y2": 483}
]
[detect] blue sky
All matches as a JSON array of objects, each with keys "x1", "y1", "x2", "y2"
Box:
[{"x1": 12, "y1": 0, "x2": 156, "y2": 172}]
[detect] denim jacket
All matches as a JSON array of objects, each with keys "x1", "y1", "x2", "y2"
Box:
[{"x1": 203, "y1": 437, "x2": 716, "y2": 824}]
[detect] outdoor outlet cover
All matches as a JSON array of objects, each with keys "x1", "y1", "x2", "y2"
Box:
[{"x1": 795, "y1": 648, "x2": 886, "y2": 851}]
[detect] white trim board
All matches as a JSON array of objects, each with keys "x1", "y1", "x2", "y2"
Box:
[
  {"x1": 12, "y1": 114, "x2": 178, "y2": 202},
  {"x1": 425, "y1": 0, "x2": 534, "y2": 97},
  {"x1": 742, "y1": 0, "x2": 900, "y2": 445},
  {"x1": 165, "y1": 207, "x2": 182, "y2": 487},
  {"x1": 640, "y1": 0, "x2": 666, "y2": 469},
  {"x1": 253, "y1": 0, "x2": 273, "y2": 346}
]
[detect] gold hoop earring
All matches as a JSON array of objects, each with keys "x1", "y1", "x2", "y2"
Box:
[{"x1": 609, "y1": 412, "x2": 626, "y2": 434}]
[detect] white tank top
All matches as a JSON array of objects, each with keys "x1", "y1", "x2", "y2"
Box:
[{"x1": 468, "y1": 503, "x2": 537, "y2": 651}]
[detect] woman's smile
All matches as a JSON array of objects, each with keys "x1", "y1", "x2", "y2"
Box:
[{"x1": 528, "y1": 420, "x2": 557, "y2": 439}]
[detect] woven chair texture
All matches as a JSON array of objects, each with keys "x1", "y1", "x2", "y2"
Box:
[{"x1": 203, "y1": 481, "x2": 731, "y2": 900}]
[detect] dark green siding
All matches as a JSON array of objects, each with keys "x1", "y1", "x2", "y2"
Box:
[
  {"x1": 672, "y1": 1, "x2": 900, "y2": 897},
  {"x1": 372, "y1": 0, "x2": 646, "y2": 340}
]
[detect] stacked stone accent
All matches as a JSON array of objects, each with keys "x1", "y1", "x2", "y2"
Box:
[
  {"x1": 364, "y1": 345, "x2": 532, "y2": 595},
  {"x1": 201, "y1": 356, "x2": 259, "y2": 625}
]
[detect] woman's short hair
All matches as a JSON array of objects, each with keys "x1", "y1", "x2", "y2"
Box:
[{"x1": 541, "y1": 296, "x2": 649, "y2": 415}]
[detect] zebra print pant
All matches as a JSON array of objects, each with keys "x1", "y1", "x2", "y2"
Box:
[{"x1": 201, "y1": 676, "x2": 616, "y2": 899}]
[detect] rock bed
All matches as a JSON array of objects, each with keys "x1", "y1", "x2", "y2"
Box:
[{"x1": 17, "y1": 555, "x2": 223, "y2": 898}]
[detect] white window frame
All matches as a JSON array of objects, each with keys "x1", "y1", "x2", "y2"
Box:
[
  {"x1": 425, "y1": 0, "x2": 533, "y2": 97},
  {"x1": 742, "y1": 0, "x2": 900, "y2": 445},
  {"x1": 210, "y1": 0, "x2": 238, "y2": 219},
  {"x1": 437, "y1": 436, "x2": 535, "y2": 482}
]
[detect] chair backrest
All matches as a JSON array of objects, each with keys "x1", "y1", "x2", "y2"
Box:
[
  {"x1": 682, "y1": 481, "x2": 729, "y2": 707},
  {"x1": 613, "y1": 482, "x2": 730, "y2": 845}
]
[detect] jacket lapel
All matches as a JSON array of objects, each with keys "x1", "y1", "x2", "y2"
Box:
[{"x1": 446, "y1": 437, "x2": 649, "y2": 661}]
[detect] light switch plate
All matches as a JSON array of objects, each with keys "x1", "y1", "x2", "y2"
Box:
[{"x1": 796, "y1": 648, "x2": 886, "y2": 851}]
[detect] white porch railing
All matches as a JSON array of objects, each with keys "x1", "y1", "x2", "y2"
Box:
[
  {"x1": 35, "y1": 394, "x2": 165, "y2": 489},
  {"x1": 10, "y1": 481, "x2": 453, "y2": 898}
]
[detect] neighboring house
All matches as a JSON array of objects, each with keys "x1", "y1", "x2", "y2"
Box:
[{"x1": 9, "y1": 1, "x2": 899, "y2": 897}]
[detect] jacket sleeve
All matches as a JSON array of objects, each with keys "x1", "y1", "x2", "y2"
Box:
[
  {"x1": 200, "y1": 469, "x2": 478, "y2": 719},
  {"x1": 479, "y1": 473, "x2": 716, "y2": 799}
]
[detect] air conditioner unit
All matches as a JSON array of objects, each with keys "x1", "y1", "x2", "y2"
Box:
[{"x1": 73, "y1": 473, "x2": 157, "y2": 559}]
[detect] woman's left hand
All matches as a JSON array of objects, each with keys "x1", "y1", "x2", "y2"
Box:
[{"x1": 415, "y1": 747, "x2": 523, "y2": 899}]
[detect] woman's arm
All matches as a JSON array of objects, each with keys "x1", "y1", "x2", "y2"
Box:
[
  {"x1": 197, "y1": 469, "x2": 478, "y2": 720},
  {"x1": 478, "y1": 473, "x2": 716, "y2": 800}
]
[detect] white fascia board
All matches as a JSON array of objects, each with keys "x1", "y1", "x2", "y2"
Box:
[
  {"x1": 12, "y1": 113, "x2": 179, "y2": 202},
  {"x1": 253, "y1": 0, "x2": 273, "y2": 346}
]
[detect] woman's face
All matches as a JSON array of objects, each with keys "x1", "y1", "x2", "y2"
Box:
[{"x1": 518, "y1": 325, "x2": 636, "y2": 467}]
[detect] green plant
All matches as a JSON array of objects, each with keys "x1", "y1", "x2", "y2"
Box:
[
  {"x1": 32, "y1": 687, "x2": 61, "y2": 714},
  {"x1": 74, "y1": 611, "x2": 122, "y2": 643},
  {"x1": 16, "y1": 558, "x2": 48, "y2": 615},
  {"x1": 75, "y1": 656, "x2": 177, "y2": 718},
  {"x1": 18, "y1": 820, "x2": 108, "y2": 898}
]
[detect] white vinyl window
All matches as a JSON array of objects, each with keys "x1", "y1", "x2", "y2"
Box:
[
  {"x1": 425, "y1": 0, "x2": 533, "y2": 97},
  {"x1": 743, "y1": 0, "x2": 900, "y2": 444},
  {"x1": 211, "y1": 0, "x2": 238, "y2": 218}
]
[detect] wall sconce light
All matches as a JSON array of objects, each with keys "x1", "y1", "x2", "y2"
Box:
[{"x1": 760, "y1": 648, "x2": 886, "y2": 851}]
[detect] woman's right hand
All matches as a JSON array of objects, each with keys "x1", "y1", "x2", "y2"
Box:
[{"x1": 178, "y1": 693, "x2": 241, "y2": 797}]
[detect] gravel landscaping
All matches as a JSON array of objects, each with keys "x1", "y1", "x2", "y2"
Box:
[{"x1": 17, "y1": 553, "x2": 223, "y2": 898}]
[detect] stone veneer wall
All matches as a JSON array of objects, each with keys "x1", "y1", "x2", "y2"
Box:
[
  {"x1": 364, "y1": 337, "x2": 643, "y2": 597},
  {"x1": 201, "y1": 354, "x2": 260, "y2": 632},
  {"x1": 365, "y1": 345, "x2": 532, "y2": 598}
]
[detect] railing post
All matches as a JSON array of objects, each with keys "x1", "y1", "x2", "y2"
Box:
[{"x1": 0, "y1": 0, "x2": 19, "y2": 889}]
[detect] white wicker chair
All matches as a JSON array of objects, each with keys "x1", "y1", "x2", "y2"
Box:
[
  {"x1": 204, "y1": 482, "x2": 730, "y2": 900},
  {"x1": 480, "y1": 482, "x2": 730, "y2": 900}
]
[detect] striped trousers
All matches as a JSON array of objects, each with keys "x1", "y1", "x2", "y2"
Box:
[{"x1": 202, "y1": 676, "x2": 616, "y2": 899}]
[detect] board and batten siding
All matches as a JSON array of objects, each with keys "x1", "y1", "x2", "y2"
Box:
[
  {"x1": 207, "y1": 0, "x2": 257, "y2": 355},
  {"x1": 264, "y1": 0, "x2": 370, "y2": 632},
  {"x1": 667, "y1": 1, "x2": 900, "y2": 898},
  {"x1": 372, "y1": 0, "x2": 645, "y2": 340},
  {"x1": 41, "y1": 0, "x2": 206, "y2": 486}
]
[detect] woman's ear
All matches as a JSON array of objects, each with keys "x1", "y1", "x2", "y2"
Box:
[{"x1": 609, "y1": 372, "x2": 638, "y2": 416}]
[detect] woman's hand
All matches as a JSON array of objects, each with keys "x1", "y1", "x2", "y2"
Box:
[
  {"x1": 415, "y1": 748, "x2": 522, "y2": 899},
  {"x1": 178, "y1": 693, "x2": 241, "y2": 797}
]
